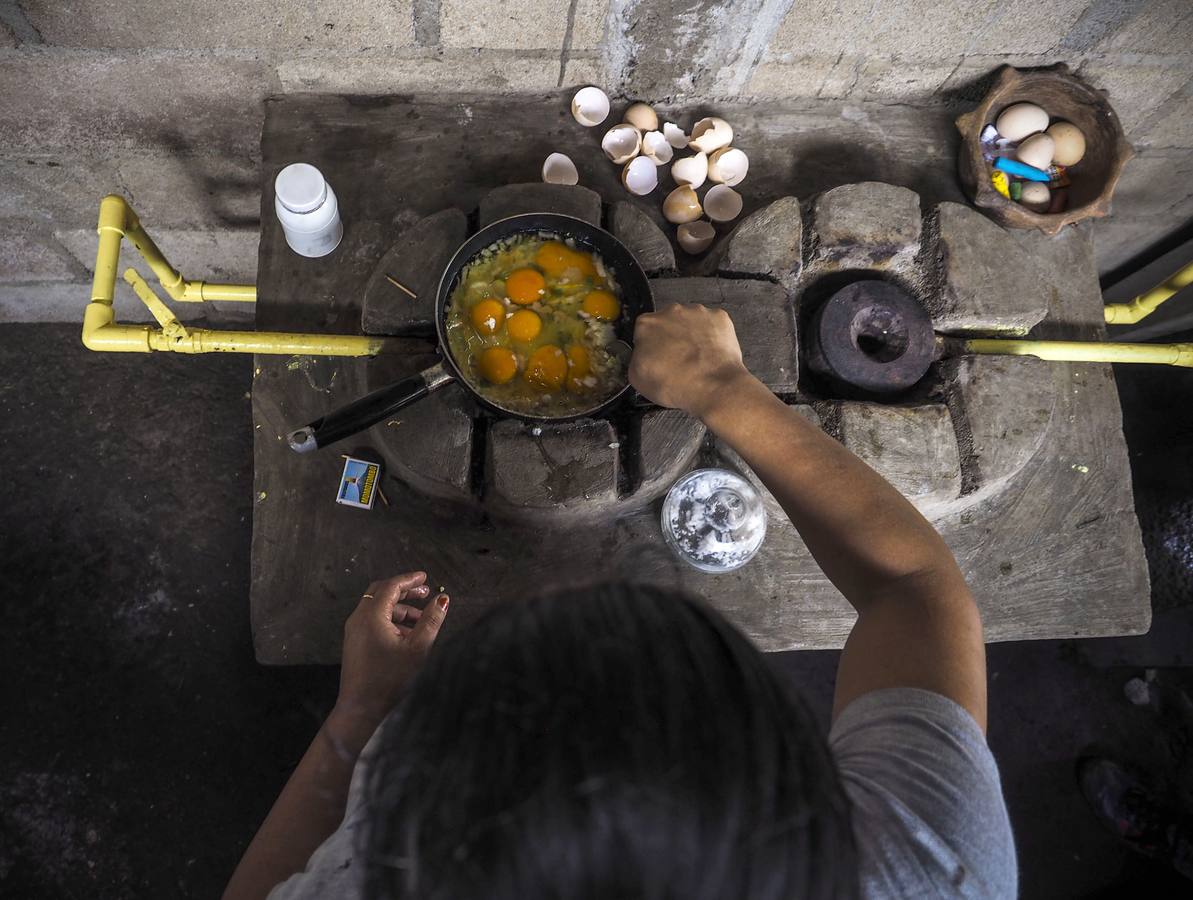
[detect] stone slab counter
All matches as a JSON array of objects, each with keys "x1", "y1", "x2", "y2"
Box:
[
  {"x1": 837, "y1": 403, "x2": 962, "y2": 506},
  {"x1": 813, "y1": 182, "x2": 922, "y2": 271},
  {"x1": 931, "y1": 202, "x2": 1052, "y2": 335},
  {"x1": 250, "y1": 93, "x2": 1148, "y2": 664},
  {"x1": 360, "y1": 209, "x2": 467, "y2": 336}
]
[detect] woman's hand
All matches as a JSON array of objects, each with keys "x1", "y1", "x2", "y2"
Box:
[
  {"x1": 329, "y1": 572, "x2": 450, "y2": 749},
  {"x1": 629, "y1": 304, "x2": 755, "y2": 420}
]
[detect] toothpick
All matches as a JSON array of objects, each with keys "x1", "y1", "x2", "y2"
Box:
[{"x1": 385, "y1": 274, "x2": 417, "y2": 299}]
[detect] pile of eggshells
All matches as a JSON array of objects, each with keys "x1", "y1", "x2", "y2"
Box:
[
  {"x1": 983, "y1": 101, "x2": 1087, "y2": 215},
  {"x1": 541, "y1": 86, "x2": 748, "y2": 255}
]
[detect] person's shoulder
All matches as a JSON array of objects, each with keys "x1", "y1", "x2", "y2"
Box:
[
  {"x1": 832, "y1": 687, "x2": 991, "y2": 758},
  {"x1": 830, "y1": 688, "x2": 1017, "y2": 900}
]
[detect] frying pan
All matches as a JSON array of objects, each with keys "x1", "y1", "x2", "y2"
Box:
[{"x1": 287, "y1": 213, "x2": 654, "y2": 453}]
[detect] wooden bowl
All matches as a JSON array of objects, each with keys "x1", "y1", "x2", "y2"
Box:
[{"x1": 955, "y1": 63, "x2": 1134, "y2": 236}]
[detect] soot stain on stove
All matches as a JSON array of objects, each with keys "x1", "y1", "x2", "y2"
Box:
[{"x1": 532, "y1": 430, "x2": 605, "y2": 501}]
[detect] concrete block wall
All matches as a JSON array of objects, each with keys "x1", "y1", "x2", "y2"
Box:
[{"x1": 1, "y1": 0, "x2": 1191, "y2": 322}]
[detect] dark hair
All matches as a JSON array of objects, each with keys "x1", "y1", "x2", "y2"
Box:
[{"x1": 361, "y1": 583, "x2": 858, "y2": 900}]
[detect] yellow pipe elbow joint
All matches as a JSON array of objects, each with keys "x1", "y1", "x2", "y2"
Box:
[
  {"x1": 81, "y1": 301, "x2": 154, "y2": 352},
  {"x1": 1104, "y1": 261, "x2": 1193, "y2": 325},
  {"x1": 97, "y1": 194, "x2": 129, "y2": 233}
]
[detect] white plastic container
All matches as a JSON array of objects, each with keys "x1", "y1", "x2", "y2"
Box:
[{"x1": 274, "y1": 163, "x2": 343, "y2": 258}]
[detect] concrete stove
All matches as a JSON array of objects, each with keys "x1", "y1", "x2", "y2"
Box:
[{"x1": 249, "y1": 93, "x2": 1148, "y2": 665}]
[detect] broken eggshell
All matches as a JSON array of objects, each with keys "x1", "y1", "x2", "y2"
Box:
[
  {"x1": 602, "y1": 124, "x2": 642, "y2": 164},
  {"x1": 688, "y1": 117, "x2": 733, "y2": 154},
  {"x1": 663, "y1": 122, "x2": 689, "y2": 149},
  {"x1": 663, "y1": 184, "x2": 703, "y2": 224},
  {"x1": 541, "y1": 152, "x2": 579, "y2": 185},
  {"x1": 677, "y1": 220, "x2": 716, "y2": 255},
  {"x1": 707, "y1": 147, "x2": 748, "y2": 186},
  {"x1": 641, "y1": 131, "x2": 674, "y2": 165},
  {"x1": 670, "y1": 152, "x2": 708, "y2": 189},
  {"x1": 704, "y1": 184, "x2": 743, "y2": 222},
  {"x1": 622, "y1": 157, "x2": 658, "y2": 196},
  {"x1": 624, "y1": 102, "x2": 658, "y2": 132},
  {"x1": 571, "y1": 86, "x2": 611, "y2": 128}
]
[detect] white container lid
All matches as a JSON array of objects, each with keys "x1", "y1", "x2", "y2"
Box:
[{"x1": 275, "y1": 163, "x2": 328, "y2": 214}]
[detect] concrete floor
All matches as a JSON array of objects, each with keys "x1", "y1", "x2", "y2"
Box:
[{"x1": 1, "y1": 323, "x2": 1191, "y2": 898}]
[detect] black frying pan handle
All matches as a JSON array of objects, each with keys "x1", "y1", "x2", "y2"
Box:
[
  {"x1": 627, "y1": 389, "x2": 661, "y2": 412},
  {"x1": 288, "y1": 362, "x2": 453, "y2": 453}
]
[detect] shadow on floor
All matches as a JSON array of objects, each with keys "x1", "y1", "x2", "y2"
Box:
[{"x1": 0, "y1": 324, "x2": 1190, "y2": 898}]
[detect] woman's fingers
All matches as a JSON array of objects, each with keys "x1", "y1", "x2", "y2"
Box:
[
  {"x1": 408, "y1": 594, "x2": 450, "y2": 650},
  {"x1": 391, "y1": 603, "x2": 423, "y2": 627},
  {"x1": 361, "y1": 573, "x2": 428, "y2": 620},
  {"x1": 391, "y1": 571, "x2": 428, "y2": 593},
  {"x1": 358, "y1": 575, "x2": 441, "y2": 640}
]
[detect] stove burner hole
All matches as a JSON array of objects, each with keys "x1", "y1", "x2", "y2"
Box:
[
  {"x1": 804, "y1": 277, "x2": 935, "y2": 398},
  {"x1": 852, "y1": 306, "x2": 910, "y2": 364}
]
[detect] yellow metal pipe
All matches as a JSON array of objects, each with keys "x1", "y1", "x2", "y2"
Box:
[
  {"x1": 123, "y1": 219, "x2": 186, "y2": 300},
  {"x1": 81, "y1": 194, "x2": 392, "y2": 355},
  {"x1": 122, "y1": 219, "x2": 259, "y2": 303},
  {"x1": 160, "y1": 330, "x2": 392, "y2": 355},
  {"x1": 91, "y1": 227, "x2": 123, "y2": 305},
  {"x1": 183, "y1": 281, "x2": 257, "y2": 302},
  {"x1": 90, "y1": 194, "x2": 128, "y2": 305},
  {"x1": 964, "y1": 338, "x2": 1193, "y2": 367},
  {"x1": 82, "y1": 302, "x2": 154, "y2": 352},
  {"x1": 90, "y1": 194, "x2": 259, "y2": 303},
  {"x1": 83, "y1": 311, "x2": 391, "y2": 356},
  {"x1": 1104, "y1": 260, "x2": 1193, "y2": 325}
]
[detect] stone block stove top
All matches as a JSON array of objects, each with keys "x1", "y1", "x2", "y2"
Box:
[{"x1": 249, "y1": 93, "x2": 1149, "y2": 665}]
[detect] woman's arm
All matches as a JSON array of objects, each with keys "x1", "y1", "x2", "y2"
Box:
[
  {"x1": 223, "y1": 572, "x2": 450, "y2": 900},
  {"x1": 630, "y1": 304, "x2": 986, "y2": 729}
]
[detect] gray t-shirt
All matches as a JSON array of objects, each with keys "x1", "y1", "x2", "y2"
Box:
[
  {"x1": 830, "y1": 688, "x2": 1017, "y2": 898},
  {"x1": 270, "y1": 687, "x2": 1016, "y2": 899}
]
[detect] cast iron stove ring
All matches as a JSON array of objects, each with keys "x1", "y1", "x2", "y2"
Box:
[{"x1": 806, "y1": 280, "x2": 934, "y2": 395}]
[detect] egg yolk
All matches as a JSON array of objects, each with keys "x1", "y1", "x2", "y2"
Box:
[
  {"x1": 469, "y1": 298, "x2": 506, "y2": 335},
  {"x1": 568, "y1": 251, "x2": 598, "y2": 279},
  {"x1": 524, "y1": 344, "x2": 567, "y2": 390},
  {"x1": 506, "y1": 268, "x2": 546, "y2": 305},
  {"x1": 478, "y1": 347, "x2": 518, "y2": 385},
  {"x1": 506, "y1": 309, "x2": 542, "y2": 343},
  {"x1": 535, "y1": 242, "x2": 599, "y2": 282},
  {"x1": 565, "y1": 344, "x2": 591, "y2": 393},
  {"x1": 534, "y1": 242, "x2": 572, "y2": 278},
  {"x1": 582, "y1": 290, "x2": 620, "y2": 321}
]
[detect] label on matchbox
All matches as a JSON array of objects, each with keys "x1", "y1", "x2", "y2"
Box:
[{"x1": 336, "y1": 457, "x2": 381, "y2": 510}]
